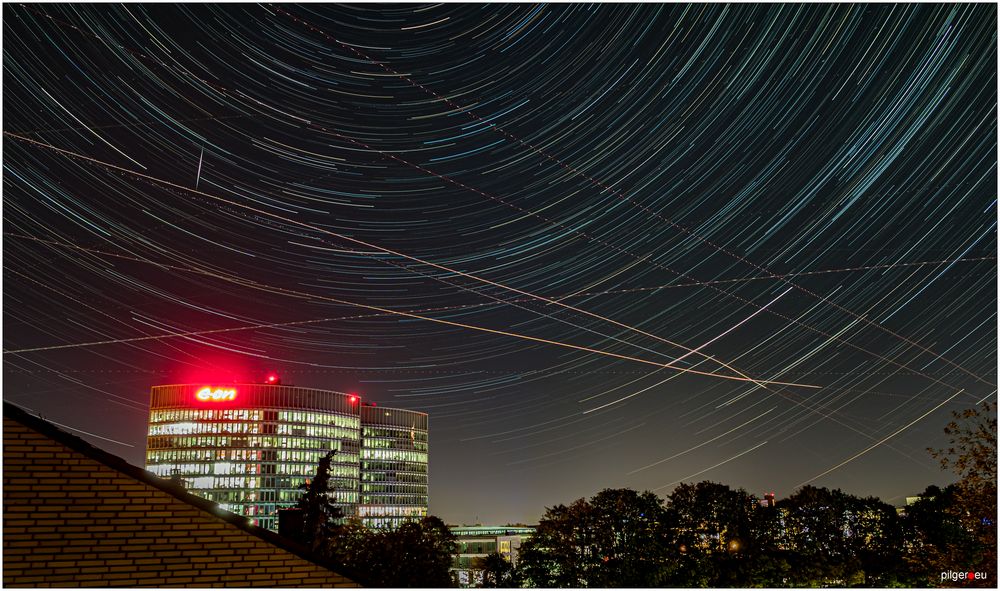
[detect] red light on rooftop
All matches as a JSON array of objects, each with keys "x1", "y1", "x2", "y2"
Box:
[
  {"x1": 266, "y1": 374, "x2": 278, "y2": 384},
  {"x1": 349, "y1": 394, "x2": 358, "y2": 404}
]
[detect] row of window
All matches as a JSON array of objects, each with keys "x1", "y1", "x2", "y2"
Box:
[
  {"x1": 361, "y1": 462, "x2": 427, "y2": 482},
  {"x1": 363, "y1": 427, "x2": 428, "y2": 442},
  {"x1": 203, "y1": 490, "x2": 360, "y2": 505},
  {"x1": 357, "y1": 505, "x2": 428, "y2": 517},
  {"x1": 363, "y1": 517, "x2": 419, "y2": 529},
  {"x1": 363, "y1": 475, "x2": 427, "y2": 486},
  {"x1": 257, "y1": 490, "x2": 329, "y2": 503},
  {"x1": 360, "y1": 449, "x2": 428, "y2": 463},
  {"x1": 363, "y1": 438, "x2": 429, "y2": 452},
  {"x1": 148, "y1": 421, "x2": 360, "y2": 441},
  {"x1": 151, "y1": 409, "x2": 262, "y2": 422},
  {"x1": 188, "y1": 476, "x2": 260, "y2": 490},
  {"x1": 362, "y1": 483, "x2": 428, "y2": 493},
  {"x1": 148, "y1": 447, "x2": 359, "y2": 463},
  {"x1": 457, "y1": 541, "x2": 498, "y2": 555},
  {"x1": 148, "y1": 436, "x2": 359, "y2": 456},
  {"x1": 149, "y1": 461, "x2": 360, "y2": 478},
  {"x1": 278, "y1": 410, "x2": 358, "y2": 428},
  {"x1": 149, "y1": 408, "x2": 359, "y2": 429},
  {"x1": 150, "y1": 421, "x2": 256, "y2": 436},
  {"x1": 361, "y1": 495, "x2": 429, "y2": 506}
]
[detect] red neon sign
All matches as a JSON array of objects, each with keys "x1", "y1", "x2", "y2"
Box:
[{"x1": 196, "y1": 387, "x2": 237, "y2": 401}]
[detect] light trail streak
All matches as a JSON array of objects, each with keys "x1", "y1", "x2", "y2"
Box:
[
  {"x1": 277, "y1": 4, "x2": 993, "y2": 389},
  {"x1": 3, "y1": 131, "x2": 817, "y2": 390},
  {"x1": 793, "y1": 390, "x2": 964, "y2": 488},
  {"x1": 11, "y1": 6, "x2": 993, "y2": 403},
  {"x1": 629, "y1": 408, "x2": 775, "y2": 474},
  {"x1": 0, "y1": 12, "x2": 830, "y2": 397},
  {"x1": 8, "y1": 228, "x2": 986, "y2": 427},
  {"x1": 9, "y1": 231, "x2": 988, "y2": 312},
  {"x1": 1, "y1": 239, "x2": 816, "y2": 392},
  {"x1": 4, "y1": 4, "x2": 994, "y2": 492},
  {"x1": 506, "y1": 422, "x2": 647, "y2": 466},
  {"x1": 7, "y1": 230, "x2": 970, "y2": 470},
  {"x1": 581, "y1": 287, "x2": 794, "y2": 413},
  {"x1": 654, "y1": 440, "x2": 770, "y2": 490}
]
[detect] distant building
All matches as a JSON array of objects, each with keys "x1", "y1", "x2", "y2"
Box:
[
  {"x1": 3, "y1": 402, "x2": 359, "y2": 587},
  {"x1": 759, "y1": 491, "x2": 776, "y2": 508},
  {"x1": 145, "y1": 382, "x2": 427, "y2": 530},
  {"x1": 897, "y1": 494, "x2": 931, "y2": 517},
  {"x1": 449, "y1": 525, "x2": 535, "y2": 588}
]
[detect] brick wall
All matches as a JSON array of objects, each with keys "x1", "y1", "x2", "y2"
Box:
[{"x1": 3, "y1": 413, "x2": 359, "y2": 588}]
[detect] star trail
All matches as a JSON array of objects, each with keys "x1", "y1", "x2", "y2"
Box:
[{"x1": 3, "y1": 3, "x2": 996, "y2": 524}]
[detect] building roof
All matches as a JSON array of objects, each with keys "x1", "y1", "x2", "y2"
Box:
[
  {"x1": 2, "y1": 401, "x2": 367, "y2": 586},
  {"x1": 450, "y1": 525, "x2": 536, "y2": 536}
]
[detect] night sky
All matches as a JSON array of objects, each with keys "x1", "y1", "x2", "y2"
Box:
[{"x1": 3, "y1": 3, "x2": 996, "y2": 525}]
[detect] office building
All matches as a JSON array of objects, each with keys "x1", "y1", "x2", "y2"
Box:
[
  {"x1": 145, "y1": 382, "x2": 427, "y2": 531},
  {"x1": 359, "y1": 404, "x2": 429, "y2": 529}
]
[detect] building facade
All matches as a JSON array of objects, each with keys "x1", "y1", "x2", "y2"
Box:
[
  {"x1": 359, "y1": 405, "x2": 429, "y2": 529},
  {"x1": 145, "y1": 383, "x2": 426, "y2": 531},
  {"x1": 449, "y1": 525, "x2": 535, "y2": 588}
]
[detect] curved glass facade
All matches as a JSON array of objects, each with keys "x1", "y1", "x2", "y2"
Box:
[
  {"x1": 359, "y1": 405, "x2": 429, "y2": 529},
  {"x1": 146, "y1": 384, "x2": 361, "y2": 531}
]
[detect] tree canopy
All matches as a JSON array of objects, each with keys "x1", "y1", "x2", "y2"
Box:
[
  {"x1": 295, "y1": 450, "x2": 343, "y2": 553},
  {"x1": 291, "y1": 402, "x2": 996, "y2": 587}
]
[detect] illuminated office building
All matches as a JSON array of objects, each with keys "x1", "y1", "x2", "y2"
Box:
[
  {"x1": 359, "y1": 404, "x2": 429, "y2": 529},
  {"x1": 145, "y1": 382, "x2": 427, "y2": 531}
]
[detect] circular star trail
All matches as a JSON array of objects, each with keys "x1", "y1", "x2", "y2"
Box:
[{"x1": 3, "y1": 3, "x2": 996, "y2": 523}]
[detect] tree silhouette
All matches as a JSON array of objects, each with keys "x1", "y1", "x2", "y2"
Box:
[
  {"x1": 296, "y1": 450, "x2": 344, "y2": 553},
  {"x1": 929, "y1": 401, "x2": 997, "y2": 585},
  {"x1": 330, "y1": 516, "x2": 457, "y2": 588},
  {"x1": 518, "y1": 498, "x2": 597, "y2": 587},
  {"x1": 475, "y1": 552, "x2": 514, "y2": 588},
  {"x1": 903, "y1": 484, "x2": 978, "y2": 585}
]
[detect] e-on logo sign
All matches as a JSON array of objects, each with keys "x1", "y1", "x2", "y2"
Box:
[{"x1": 196, "y1": 387, "x2": 237, "y2": 401}]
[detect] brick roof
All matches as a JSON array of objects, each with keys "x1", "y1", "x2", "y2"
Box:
[{"x1": 3, "y1": 401, "x2": 366, "y2": 586}]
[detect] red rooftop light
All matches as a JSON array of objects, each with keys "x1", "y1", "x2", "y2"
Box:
[
  {"x1": 266, "y1": 374, "x2": 278, "y2": 384},
  {"x1": 349, "y1": 394, "x2": 358, "y2": 404}
]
